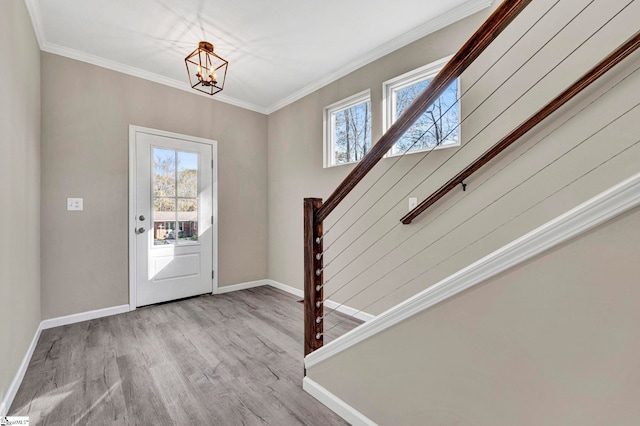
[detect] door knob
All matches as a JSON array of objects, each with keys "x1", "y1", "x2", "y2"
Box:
[
  {"x1": 139, "y1": 215, "x2": 145, "y2": 221},
  {"x1": 135, "y1": 227, "x2": 145, "y2": 234}
]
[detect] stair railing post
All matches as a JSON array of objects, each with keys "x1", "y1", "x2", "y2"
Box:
[{"x1": 304, "y1": 198, "x2": 324, "y2": 358}]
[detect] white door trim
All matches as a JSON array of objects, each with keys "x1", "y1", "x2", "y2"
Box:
[{"x1": 128, "y1": 125, "x2": 218, "y2": 311}]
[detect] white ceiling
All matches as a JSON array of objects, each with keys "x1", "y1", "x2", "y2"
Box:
[{"x1": 25, "y1": 0, "x2": 491, "y2": 114}]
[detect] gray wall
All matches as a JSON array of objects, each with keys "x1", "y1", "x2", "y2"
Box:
[
  {"x1": 0, "y1": 0, "x2": 41, "y2": 411},
  {"x1": 41, "y1": 53, "x2": 268, "y2": 319},
  {"x1": 307, "y1": 206, "x2": 640, "y2": 425},
  {"x1": 267, "y1": 9, "x2": 488, "y2": 296},
  {"x1": 4, "y1": 0, "x2": 639, "y2": 416},
  {"x1": 267, "y1": 0, "x2": 640, "y2": 314}
]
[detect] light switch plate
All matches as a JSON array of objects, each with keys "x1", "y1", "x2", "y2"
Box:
[
  {"x1": 67, "y1": 197, "x2": 83, "y2": 211},
  {"x1": 409, "y1": 197, "x2": 418, "y2": 211}
]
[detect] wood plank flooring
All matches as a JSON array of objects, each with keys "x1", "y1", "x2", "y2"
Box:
[{"x1": 9, "y1": 286, "x2": 361, "y2": 425}]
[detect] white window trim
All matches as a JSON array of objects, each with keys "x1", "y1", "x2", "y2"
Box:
[
  {"x1": 382, "y1": 55, "x2": 461, "y2": 157},
  {"x1": 323, "y1": 89, "x2": 372, "y2": 168}
]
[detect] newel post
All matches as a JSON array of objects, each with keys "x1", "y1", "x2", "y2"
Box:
[{"x1": 303, "y1": 198, "x2": 324, "y2": 358}]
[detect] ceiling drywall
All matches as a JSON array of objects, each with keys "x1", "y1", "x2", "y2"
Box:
[{"x1": 24, "y1": 0, "x2": 492, "y2": 114}]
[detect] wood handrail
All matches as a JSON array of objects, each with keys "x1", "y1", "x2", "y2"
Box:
[
  {"x1": 315, "y1": 0, "x2": 532, "y2": 223},
  {"x1": 400, "y1": 31, "x2": 640, "y2": 225}
]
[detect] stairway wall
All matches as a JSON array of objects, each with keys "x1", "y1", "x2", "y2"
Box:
[
  {"x1": 0, "y1": 0, "x2": 41, "y2": 414},
  {"x1": 307, "y1": 205, "x2": 640, "y2": 425}
]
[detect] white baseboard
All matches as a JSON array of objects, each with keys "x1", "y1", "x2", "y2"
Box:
[
  {"x1": 0, "y1": 325, "x2": 42, "y2": 416},
  {"x1": 1, "y1": 277, "x2": 372, "y2": 416},
  {"x1": 266, "y1": 280, "x2": 375, "y2": 322},
  {"x1": 2, "y1": 303, "x2": 132, "y2": 415},
  {"x1": 216, "y1": 278, "x2": 375, "y2": 322},
  {"x1": 324, "y1": 299, "x2": 375, "y2": 322},
  {"x1": 266, "y1": 279, "x2": 304, "y2": 298},
  {"x1": 214, "y1": 279, "x2": 271, "y2": 294},
  {"x1": 41, "y1": 304, "x2": 131, "y2": 330},
  {"x1": 303, "y1": 377, "x2": 378, "y2": 426}
]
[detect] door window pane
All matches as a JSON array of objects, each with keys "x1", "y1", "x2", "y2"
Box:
[
  {"x1": 178, "y1": 151, "x2": 198, "y2": 197},
  {"x1": 153, "y1": 221, "x2": 176, "y2": 245},
  {"x1": 154, "y1": 197, "x2": 176, "y2": 245},
  {"x1": 154, "y1": 197, "x2": 175, "y2": 212},
  {"x1": 153, "y1": 148, "x2": 176, "y2": 197},
  {"x1": 178, "y1": 199, "x2": 198, "y2": 243}
]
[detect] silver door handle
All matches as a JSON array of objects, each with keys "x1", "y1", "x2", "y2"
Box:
[{"x1": 135, "y1": 227, "x2": 145, "y2": 234}]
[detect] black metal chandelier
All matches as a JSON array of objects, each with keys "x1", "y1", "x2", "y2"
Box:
[{"x1": 185, "y1": 41, "x2": 229, "y2": 96}]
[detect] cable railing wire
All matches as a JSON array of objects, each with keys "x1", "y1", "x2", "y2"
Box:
[
  {"x1": 322, "y1": 60, "x2": 640, "y2": 305},
  {"x1": 322, "y1": 60, "x2": 640, "y2": 306},
  {"x1": 321, "y1": 0, "x2": 604, "y2": 260},
  {"x1": 321, "y1": 0, "x2": 564, "y2": 241},
  {"x1": 325, "y1": 135, "x2": 640, "y2": 332},
  {"x1": 323, "y1": 0, "x2": 568, "y2": 243},
  {"x1": 322, "y1": 95, "x2": 640, "y2": 326},
  {"x1": 319, "y1": 0, "x2": 621, "y2": 289},
  {"x1": 324, "y1": 0, "x2": 627, "y2": 255}
]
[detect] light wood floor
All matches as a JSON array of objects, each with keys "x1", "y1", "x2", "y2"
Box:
[{"x1": 10, "y1": 286, "x2": 361, "y2": 425}]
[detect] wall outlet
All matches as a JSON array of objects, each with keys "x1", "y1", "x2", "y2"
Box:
[
  {"x1": 67, "y1": 197, "x2": 83, "y2": 211},
  {"x1": 409, "y1": 197, "x2": 418, "y2": 211}
]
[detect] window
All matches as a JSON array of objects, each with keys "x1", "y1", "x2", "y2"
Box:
[
  {"x1": 324, "y1": 89, "x2": 372, "y2": 167},
  {"x1": 383, "y1": 56, "x2": 460, "y2": 156},
  {"x1": 152, "y1": 148, "x2": 199, "y2": 245}
]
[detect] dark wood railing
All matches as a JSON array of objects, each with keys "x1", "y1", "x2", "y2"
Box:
[
  {"x1": 303, "y1": 198, "x2": 323, "y2": 357},
  {"x1": 303, "y1": 0, "x2": 533, "y2": 357},
  {"x1": 400, "y1": 30, "x2": 640, "y2": 224}
]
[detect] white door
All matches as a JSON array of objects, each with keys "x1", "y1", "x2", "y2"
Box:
[{"x1": 130, "y1": 126, "x2": 217, "y2": 307}]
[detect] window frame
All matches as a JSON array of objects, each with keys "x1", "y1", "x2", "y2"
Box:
[
  {"x1": 323, "y1": 89, "x2": 372, "y2": 168},
  {"x1": 382, "y1": 55, "x2": 461, "y2": 157},
  {"x1": 151, "y1": 147, "x2": 200, "y2": 246}
]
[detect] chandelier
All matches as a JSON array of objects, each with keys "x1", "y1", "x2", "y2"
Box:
[{"x1": 185, "y1": 41, "x2": 228, "y2": 96}]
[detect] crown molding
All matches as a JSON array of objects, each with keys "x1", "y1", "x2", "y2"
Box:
[
  {"x1": 23, "y1": 0, "x2": 45, "y2": 48},
  {"x1": 40, "y1": 41, "x2": 270, "y2": 114},
  {"x1": 23, "y1": 0, "x2": 492, "y2": 116},
  {"x1": 263, "y1": 0, "x2": 493, "y2": 114}
]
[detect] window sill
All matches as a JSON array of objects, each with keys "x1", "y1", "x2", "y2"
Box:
[
  {"x1": 386, "y1": 140, "x2": 460, "y2": 158},
  {"x1": 324, "y1": 159, "x2": 362, "y2": 169}
]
